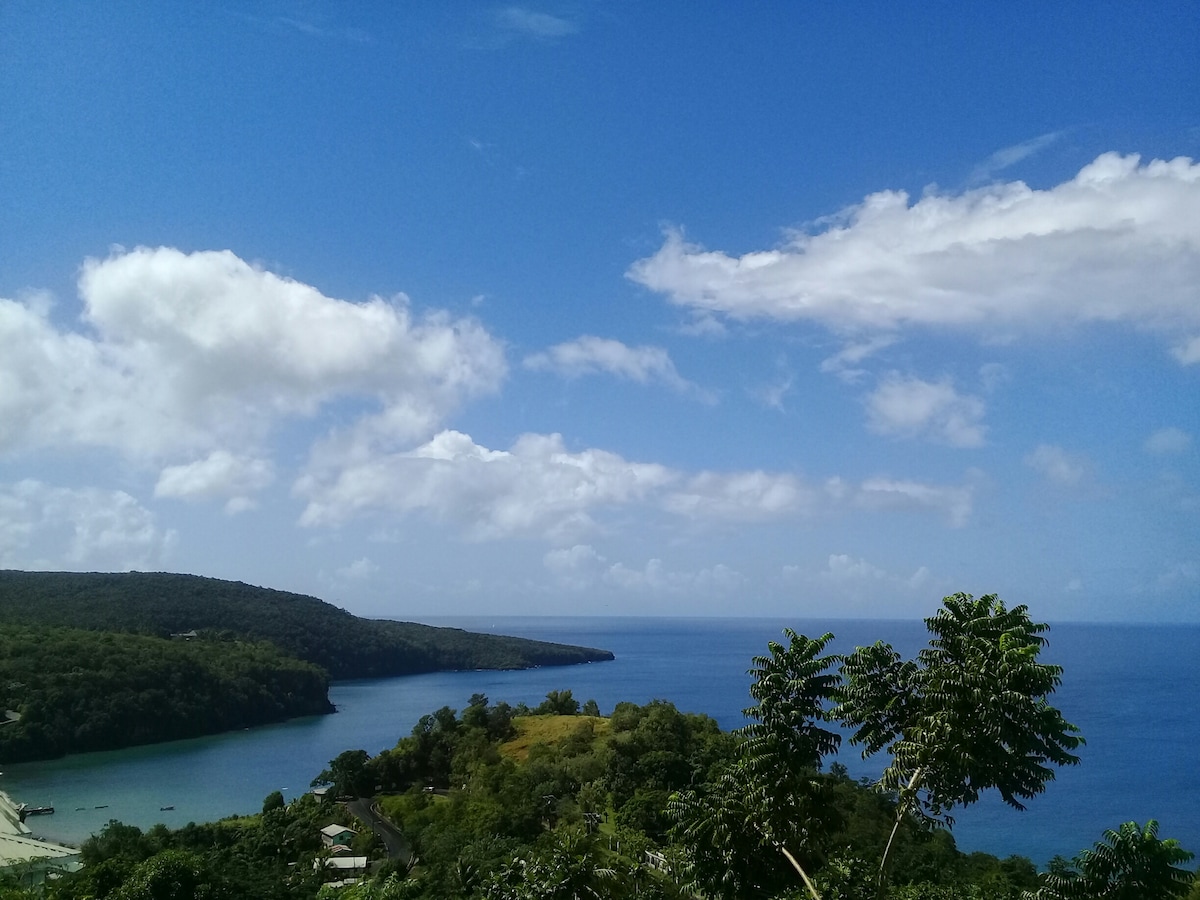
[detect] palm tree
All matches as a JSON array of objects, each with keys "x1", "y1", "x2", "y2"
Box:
[
  {"x1": 1024, "y1": 820, "x2": 1194, "y2": 900},
  {"x1": 834, "y1": 593, "x2": 1084, "y2": 887}
]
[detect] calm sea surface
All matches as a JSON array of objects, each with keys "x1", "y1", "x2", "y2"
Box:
[{"x1": 3, "y1": 617, "x2": 1198, "y2": 866}]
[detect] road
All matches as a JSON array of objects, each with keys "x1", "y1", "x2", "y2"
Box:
[{"x1": 346, "y1": 798, "x2": 413, "y2": 868}]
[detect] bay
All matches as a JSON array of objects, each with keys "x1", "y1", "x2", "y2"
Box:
[{"x1": 3, "y1": 617, "x2": 1198, "y2": 867}]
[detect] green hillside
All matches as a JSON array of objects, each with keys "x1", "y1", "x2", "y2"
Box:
[
  {"x1": 0, "y1": 625, "x2": 333, "y2": 761},
  {"x1": 0, "y1": 570, "x2": 614, "y2": 679}
]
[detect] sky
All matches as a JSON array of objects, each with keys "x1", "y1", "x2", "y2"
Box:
[{"x1": 1, "y1": 2, "x2": 1197, "y2": 622}]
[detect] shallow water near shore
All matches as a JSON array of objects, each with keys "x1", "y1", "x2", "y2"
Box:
[{"x1": 3, "y1": 617, "x2": 1198, "y2": 866}]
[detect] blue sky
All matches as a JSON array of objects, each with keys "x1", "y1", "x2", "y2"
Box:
[{"x1": 1, "y1": 2, "x2": 1197, "y2": 621}]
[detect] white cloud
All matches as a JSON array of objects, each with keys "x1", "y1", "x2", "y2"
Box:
[
  {"x1": 970, "y1": 132, "x2": 1064, "y2": 183},
  {"x1": 544, "y1": 543, "x2": 610, "y2": 592},
  {"x1": 865, "y1": 374, "x2": 986, "y2": 447},
  {"x1": 0, "y1": 480, "x2": 176, "y2": 570},
  {"x1": 1, "y1": 247, "x2": 506, "y2": 496},
  {"x1": 496, "y1": 7, "x2": 577, "y2": 38},
  {"x1": 663, "y1": 470, "x2": 817, "y2": 521},
  {"x1": 1144, "y1": 427, "x2": 1192, "y2": 456},
  {"x1": 296, "y1": 429, "x2": 676, "y2": 539},
  {"x1": 297, "y1": 427, "x2": 977, "y2": 539},
  {"x1": 604, "y1": 558, "x2": 745, "y2": 594},
  {"x1": 523, "y1": 336, "x2": 695, "y2": 392},
  {"x1": 819, "y1": 335, "x2": 898, "y2": 382},
  {"x1": 1025, "y1": 444, "x2": 1088, "y2": 485},
  {"x1": 155, "y1": 451, "x2": 274, "y2": 513},
  {"x1": 852, "y1": 477, "x2": 974, "y2": 526},
  {"x1": 543, "y1": 545, "x2": 744, "y2": 596},
  {"x1": 629, "y1": 154, "x2": 1200, "y2": 359}
]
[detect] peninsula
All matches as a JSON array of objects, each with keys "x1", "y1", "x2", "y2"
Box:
[{"x1": 0, "y1": 571, "x2": 613, "y2": 762}]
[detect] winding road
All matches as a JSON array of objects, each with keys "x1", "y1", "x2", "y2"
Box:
[{"x1": 346, "y1": 798, "x2": 413, "y2": 868}]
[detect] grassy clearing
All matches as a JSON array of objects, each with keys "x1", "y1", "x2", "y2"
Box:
[{"x1": 499, "y1": 715, "x2": 610, "y2": 760}]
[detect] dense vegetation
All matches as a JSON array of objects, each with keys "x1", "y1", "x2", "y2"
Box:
[
  {"x1": 0, "y1": 626, "x2": 332, "y2": 762},
  {"x1": 4, "y1": 593, "x2": 1195, "y2": 899},
  {"x1": 0, "y1": 570, "x2": 611, "y2": 761},
  {"x1": 0, "y1": 571, "x2": 614, "y2": 680}
]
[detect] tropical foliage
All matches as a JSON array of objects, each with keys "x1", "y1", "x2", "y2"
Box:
[
  {"x1": 0, "y1": 625, "x2": 331, "y2": 761},
  {"x1": 1, "y1": 592, "x2": 1192, "y2": 900}
]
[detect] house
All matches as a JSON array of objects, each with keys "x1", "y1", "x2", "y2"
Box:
[
  {"x1": 314, "y1": 855, "x2": 368, "y2": 885},
  {"x1": 319, "y1": 823, "x2": 357, "y2": 851},
  {"x1": 0, "y1": 833, "x2": 81, "y2": 886}
]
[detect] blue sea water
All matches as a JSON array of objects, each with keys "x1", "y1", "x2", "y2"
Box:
[{"x1": 3, "y1": 617, "x2": 1198, "y2": 867}]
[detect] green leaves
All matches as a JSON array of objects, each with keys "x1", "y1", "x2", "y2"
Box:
[
  {"x1": 1026, "y1": 820, "x2": 1195, "y2": 900},
  {"x1": 836, "y1": 593, "x2": 1083, "y2": 825},
  {"x1": 742, "y1": 630, "x2": 842, "y2": 774}
]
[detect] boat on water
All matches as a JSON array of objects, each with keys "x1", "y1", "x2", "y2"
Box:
[{"x1": 17, "y1": 804, "x2": 54, "y2": 819}]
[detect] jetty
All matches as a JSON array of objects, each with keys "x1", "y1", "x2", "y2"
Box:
[{"x1": 0, "y1": 791, "x2": 79, "y2": 884}]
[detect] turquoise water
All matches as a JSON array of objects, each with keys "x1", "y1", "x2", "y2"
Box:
[{"x1": 3, "y1": 617, "x2": 1198, "y2": 866}]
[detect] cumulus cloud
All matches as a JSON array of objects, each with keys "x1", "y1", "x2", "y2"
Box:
[
  {"x1": 155, "y1": 451, "x2": 274, "y2": 513},
  {"x1": 1, "y1": 247, "x2": 506, "y2": 500},
  {"x1": 865, "y1": 374, "x2": 986, "y2": 447},
  {"x1": 523, "y1": 336, "x2": 696, "y2": 392},
  {"x1": 1025, "y1": 444, "x2": 1088, "y2": 485},
  {"x1": 1144, "y1": 427, "x2": 1192, "y2": 456},
  {"x1": 297, "y1": 428, "x2": 978, "y2": 538},
  {"x1": 0, "y1": 480, "x2": 176, "y2": 570},
  {"x1": 296, "y1": 429, "x2": 676, "y2": 539},
  {"x1": 629, "y1": 154, "x2": 1200, "y2": 359}
]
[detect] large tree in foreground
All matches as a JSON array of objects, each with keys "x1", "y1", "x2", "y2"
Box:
[
  {"x1": 670, "y1": 630, "x2": 843, "y2": 900},
  {"x1": 835, "y1": 593, "x2": 1084, "y2": 886}
]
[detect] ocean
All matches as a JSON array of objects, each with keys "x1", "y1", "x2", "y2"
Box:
[{"x1": 3, "y1": 617, "x2": 1198, "y2": 867}]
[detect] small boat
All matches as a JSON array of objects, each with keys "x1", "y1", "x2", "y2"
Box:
[
  {"x1": 94, "y1": 805, "x2": 108, "y2": 809},
  {"x1": 159, "y1": 805, "x2": 174, "y2": 811}
]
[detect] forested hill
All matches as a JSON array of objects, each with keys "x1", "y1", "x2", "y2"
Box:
[{"x1": 0, "y1": 571, "x2": 613, "y2": 679}]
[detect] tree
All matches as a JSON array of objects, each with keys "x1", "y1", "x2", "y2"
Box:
[
  {"x1": 741, "y1": 630, "x2": 843, "y2": 898},
  {"x1": 262, "y1": 790, "x2": 285, "y2": 815},
  {"x1": 670, "y1": 631, "x2": 842, "y2": 900},
  {"x1": 535, "y1": 690, "x2": 580, "y2": 716},
  {"x1": 835, "y1": 593, "x2": 1084, "y2": 885},
  {"x1": 1024, "y1": 820, "x2": 1194, "y2": 900},
  {"x1": 313, "y1": 748, "x2": 373, "y2": 798}
]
